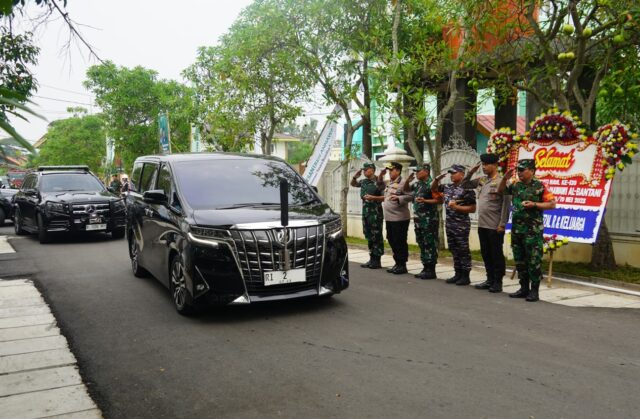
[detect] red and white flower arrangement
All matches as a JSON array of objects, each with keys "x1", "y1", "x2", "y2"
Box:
[
  {"x1": 487, "y1": 127, "x2": 518, "y2": 172},
  {"x1": 528, "y1": 108, "x2": 587, "y2": 143},
  {"x1": 593, "y1": 121, "x2": 639, "y2": 180}
]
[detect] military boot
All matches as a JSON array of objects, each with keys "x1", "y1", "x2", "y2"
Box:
[
  {"x1": 414, "y1": 265, "x2": 428, "y2": 279},
  {"x1": 387, "y1": 264, "x2": 399, "y2": 273},
  {"x1": 509, "y1": 277, "x2": 530, "y2": 298},
  {"x1": 474, "y1": 274, "x2": 493, "y2": 290},
  {"x1": 488, "y1": 276, "x2": 503, "y2": 293},
  {"x1": 446, "y1": 269, "x2": 460, "y2": 284},
  {"x1": 526, "y1": 282, "x2": 540, "y2": 302},
  {"x1": 360, "y1": 259, "x2": 372, "y2": 268},
  {"x1": 455, "y1": 270, "x2": 471, "y2": 286},
  {"x1": 423, "y1": 264, "x2": 437, "y2": 280},
  {"x1": 368, "y1": 256, "x2": 382, "y2": 269},
  {"x1": 392, "y1": 264, "x2": 408, "y2": 275}
]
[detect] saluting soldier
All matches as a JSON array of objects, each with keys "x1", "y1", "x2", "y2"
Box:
[
  {"x1": 431, "y1": 164, "x2": 477, "y2": 286},
  {"x1": 109, "y1": 174, "x2": 122, "y2": 196},
  {"x1": 351, "y1": 162, "x2": 384, "y2": 269},
  {"x1": 404, "y1": 163, "x2": 442, "y2": 280},
  {"x1": 498, "y1": 159, "x2": 556, "y2": 302},
  {"x1": 378, "y1": 161, "x2": 413, "y2": 275},
  {"x1": 462, "y1": 153, "x2": 511, "y2": 293}
]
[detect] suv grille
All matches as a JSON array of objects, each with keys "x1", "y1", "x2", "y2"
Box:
[
  {"x1": 72, "y1": 203, "x2": 110, "y2": 215},
  {"x1": 230, "y1": 225, "x2": 325, "y2": 296}
]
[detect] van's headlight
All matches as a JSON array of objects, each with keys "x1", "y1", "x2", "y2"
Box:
[
  {"x1": 45, "y1": 202, "x2": 65, "y2": 213},
  {"x1": 325, "y1": 218, "x2": 342, "y2": 236},
  {"x1": 190, "y1": 226, "x2": 231, "y2": 240}
]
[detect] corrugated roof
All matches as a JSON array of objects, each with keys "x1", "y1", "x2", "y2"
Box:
[{"x1": 476, "y1": 115, "x2": 526, "y2": 137}]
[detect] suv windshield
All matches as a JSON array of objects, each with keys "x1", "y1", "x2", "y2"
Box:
[
  {"x1": 173, "y1": 159, "x2": 316, "y2": 210},
  {"x1": 40, "y1": 173, "x2": 105, "y2": 193}
]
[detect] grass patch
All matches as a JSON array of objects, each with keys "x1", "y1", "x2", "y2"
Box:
[{"x1": 346, "y1": 236, "x2": 640, "y2": 284}]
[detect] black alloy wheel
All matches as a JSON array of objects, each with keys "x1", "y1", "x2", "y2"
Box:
[
  {"x1": 14, "y1": 208, "x2": 26, "y2": 235},
  {"x1": 129, "y1": 236, "x2": 148, "y2": 278},
  {"x1": 37, "y1": 213, "x2": 51, "y2": 244},
  {"x1": 170, "y1": 254, "x2": 194, "y2": 315}
]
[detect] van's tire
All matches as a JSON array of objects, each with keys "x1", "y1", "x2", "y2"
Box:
[
  {"x1": 112, "y1": 227, "x2": 125, "y2": 239},
  {"x1": 129, "y1": 236, "x2": 149, "y2": 278},
  {"x1": 14, "y1": 208, "x2": 26, "y2": 235},
  {"x1": 170, "y1": 253, "x2": 195, "y2": 316},
  {"x1": 37, "y1": 213, "x2": 51, "y2": 244}
]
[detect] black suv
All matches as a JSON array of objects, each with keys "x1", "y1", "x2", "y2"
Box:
[
  {"x1": 13, "y1": 166, "x2": 126, "y2": 243},
  {"x1": 126, "y1": 153, "x2": 348, "y2": 314}
]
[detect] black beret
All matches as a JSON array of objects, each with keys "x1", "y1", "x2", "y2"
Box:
[{"x1": 480, "y1": 153, "x2": 499, "y2": 164}]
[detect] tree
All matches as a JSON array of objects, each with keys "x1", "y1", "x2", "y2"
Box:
[
  {"x1": 33, "y1": 109, "x2": 106, "y2": 173},
  {"x1": 183, "y1": 1, "x2": 312, "y2": 155},
  {"x1": 84, "y1": 61, "x2": 193, "y2": 169},
  {"x1": 470, "y1": 0, "x2": 640, "y2": 269}
]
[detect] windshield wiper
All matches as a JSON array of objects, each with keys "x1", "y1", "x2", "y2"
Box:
[{"x1": 216, "y1": 202, "x2": 280, "y2": 209}]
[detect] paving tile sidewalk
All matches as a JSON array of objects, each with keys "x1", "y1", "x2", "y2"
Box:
[
  {"x1": 347, "y1": 247, "x2": 640, "y2": 309},
  {"x1": 0, "y1": 237, "x2": 102, "y2": 418}
]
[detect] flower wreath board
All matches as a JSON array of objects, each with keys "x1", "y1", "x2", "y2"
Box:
[{"x1": 488, "y1": 108, "x2": 637, "y2": 244}]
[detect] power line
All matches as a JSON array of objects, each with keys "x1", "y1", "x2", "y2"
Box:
[
  {"x1": 33, "y1": 95, "x2": 95, "y2": 106},
  {"x1": 39, "y1": 84, "x2": 94, "y2": 97}
]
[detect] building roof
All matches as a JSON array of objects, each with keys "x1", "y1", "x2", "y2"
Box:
[
  {"x1": 476, "y1": 115, "x2": 526, "y2": 137},
  {"x1": 272, "y1": 133, "x2": 301, "y2": 143}
]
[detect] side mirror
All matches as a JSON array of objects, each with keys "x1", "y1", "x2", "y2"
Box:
[{"x1": 143, "y1": 189, "x2": 168, "y2": 204}]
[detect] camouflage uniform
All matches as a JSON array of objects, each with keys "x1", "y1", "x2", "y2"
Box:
[
  {"x1": 411, "y1": 178, "x2": 439, "y2": 266},
  {"x1": 354, "y1": 177, "x2": 384, "y2": 259},
  {"x1": 440, "y1": 183, "x2": 476, "y2": 273},
  {"x1": 507, "y1": 178, "x2": 553, "y2": 286}
]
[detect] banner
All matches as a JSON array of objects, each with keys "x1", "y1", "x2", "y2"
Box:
[
  {"x1": 159, "y1": 113, "x2": 171, "y2": 154},
  {"x1": 494, "y1": 111, "x2": 637, "y2": 244},
  {"x1": 506, "y1": 141, "x2": 611, "y2": 243},
  {"x1": 302, "y1": 106, "x2": 341, "y2": 186},
  {"x1": 190, "y1": 124, "x2": 201, "y2": 152}
]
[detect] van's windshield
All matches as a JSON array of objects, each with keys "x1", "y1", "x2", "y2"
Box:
[{"x1": 172, "y1": 159, "x2": 317, "y2": 210}]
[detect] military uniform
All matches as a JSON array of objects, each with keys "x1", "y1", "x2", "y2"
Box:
[
  {"x1": 408, "y1": 166, "x2": 439, "y2": 279},
  {"x1": 110, "y1": 177, "x2": 122, "y2": 195},
  {"x1": 352, "y1": 163, "x2": 384, "y2": 268},
  {"x1": 438, "y1": 165, "x2": 476, "y2": 285},
  {"x1": 505, "y1": 159, "x2": 555, "y2": 302}
]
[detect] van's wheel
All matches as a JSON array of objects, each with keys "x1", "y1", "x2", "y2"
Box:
[
  {"x1": 129, "y1": 236, "x2": 149, "y2": 278},
  {"x1": 112, "y1": 227, "x2": 125, "y2": 239},
  {"x1": 37, "y1": 213, "x2": 51, "y2": 244},
  {"x1": 14, "y1": 208, "x2": 26, "y2": 235},
  {"x1": 170, "y1": 254, "x2": 194, "y2": 315}
]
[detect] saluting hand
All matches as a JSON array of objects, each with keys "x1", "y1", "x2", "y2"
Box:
[
  {"x1": 435, "y1": 173, "x2": 447, "y2": 181},
  {"x1": 469, "y1": 162, "x2": 481, "y2": 174},
  {"x1": 354, "y1": 169, "x2": 362, "y2": 178},
  {"x1": 407, "y1": 172, "x2": 415, "y2": 182}
]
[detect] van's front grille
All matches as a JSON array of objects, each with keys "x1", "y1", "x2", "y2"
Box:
[{"x1": 230, "y1": 225, "x2": 325, "y2": 295}]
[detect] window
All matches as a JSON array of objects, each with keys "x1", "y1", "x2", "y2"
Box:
[
  {"x1": 156, "y1": 164, "x2": 172, "y2": 196},
  {"x1": 22, "y1": 174, "x2": 36, "y2": 190},
  {"x1": 130, "y1": 162, "x2": 143, "y2": 192},
  {"x1": 40, "y1": 174, "x2": 104, "y2": 193},
  {"x1": 138, "y1": 163, "x2": 158, "y2": 193}
]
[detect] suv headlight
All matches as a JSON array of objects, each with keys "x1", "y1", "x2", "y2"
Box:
[
  {"x1": 325, "y1": 218, "x2": 342, "y2": 236},
  {"x1": 112, "y1": 199, "x2": 126, "y2": 212},
  {"x1": 190, "y1": 226, "x2": 231, "y2": 240},
  {"x1": 45, "y1": 202, "x2": 66, "y2": 213}
]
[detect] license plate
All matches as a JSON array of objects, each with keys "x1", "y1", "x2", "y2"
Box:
[
  {"x1": 264, "y1": 268, "x2": 306, "y2": 286},
  {"x1": 86, "y1": 224, "x2": 106, "y2": 231},
  {"x1": 89, "y1": 217, "x2": 103, "y2": 224}
]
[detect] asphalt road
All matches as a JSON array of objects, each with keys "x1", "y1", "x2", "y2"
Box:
[{"x1": 2, "y1": 224, "x2": 640, "y2": 419}]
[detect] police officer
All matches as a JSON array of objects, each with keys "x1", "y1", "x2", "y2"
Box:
[
  {"x1": 404, "y1": 163, "x2": 441, "y2": 279},
  {"x1": 351, "y1": 162, "x2": 384, "y2": 269},
  {"x1": 379, "y1": 161, "x2": 412, "y2": 275},
  {"x1": 462, "y1": 153, "x2": 511, "y2": 292},
  {"x1": 498, "y1": 159, "x2": 556, "y2": 302},
  {"x1": 431, "y1": 164, "x2": 477, "y2": 285}
]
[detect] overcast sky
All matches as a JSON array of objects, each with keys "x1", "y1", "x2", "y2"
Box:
[{"x1": 9, "y1": 0, "x2": 256, "y2": 142}]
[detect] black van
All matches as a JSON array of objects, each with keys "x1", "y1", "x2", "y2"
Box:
[{"x1": 125, "y1": 153, "x2": 348, "y2": 314}]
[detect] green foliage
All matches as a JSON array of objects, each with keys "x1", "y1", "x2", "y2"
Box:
[
  {"x1": 184, "y1": 1, "x2": 312, "y2": 154},
  {"x1": 286, "y1": 141, "x2": 313, "y2": 165},
  {"x1": 84, "y1": 61, "x2": 194, "y2": 169},
  {"x1": 597, "y1": 52, "x2": 640, "y2": 128},
  {"x1": 33, "y1": 113, "x2": 106, "y2": 173}
]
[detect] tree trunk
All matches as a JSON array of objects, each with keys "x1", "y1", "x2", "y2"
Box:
[
  {"x1": 590, "y1": 220, "x2": 617, "y2": 270},
  {"x1": 362, "y1": 65, "x2": 372, "y2": 159},
  {"x1": 340, "y1": 127, "x2": 355, "y2": 233}
]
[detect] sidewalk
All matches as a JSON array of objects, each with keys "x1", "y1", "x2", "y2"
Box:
[
  {"x1": 0, "y1": 239, "x2": 102, "y2": 418},
  {"x1": 347, "y1": 247, "x2": 640, "y2": 309}
]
